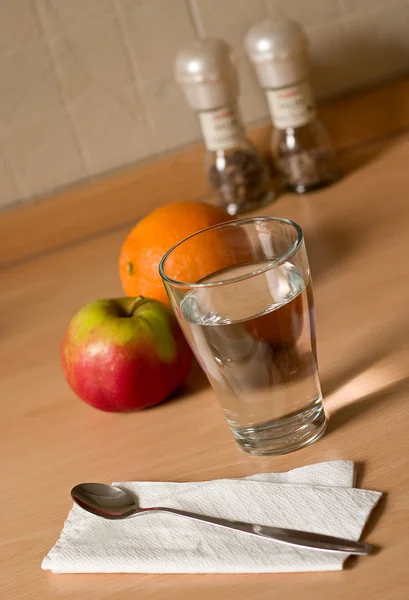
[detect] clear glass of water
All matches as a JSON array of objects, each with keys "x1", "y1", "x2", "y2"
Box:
[{"x1": 159, "y1": 217, "x2": 326, "y2": 455}]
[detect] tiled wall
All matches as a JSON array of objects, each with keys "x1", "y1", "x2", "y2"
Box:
[{"x1": 1, "y1": 0, "x2": 408, "y2": 209}]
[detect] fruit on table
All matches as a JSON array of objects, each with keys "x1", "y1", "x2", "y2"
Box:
[
  {"x1": 61, "y1": 296, "x2": 192, "y2": 412},
  {"x1": 119, "y1": 201, "x2": 232, "y2": 305}
]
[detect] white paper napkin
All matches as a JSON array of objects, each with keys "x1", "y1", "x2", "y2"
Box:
[{"x1": 42, "y1": 461, "x2": 381, "y2": 573}]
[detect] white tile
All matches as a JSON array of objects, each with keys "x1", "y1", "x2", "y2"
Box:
[
  {"x1": 0, "y1": 41, "x2": 63, "y2": 128},
  {"x1": 306, "y1": 22, "x2": 349, "y2": 100},
  {"x1": 141, "y1": 79, "x2": 200, "y2": 153},
  {"x1": 0, "y1": 0, "x2": 42, "y2": 55},
  {"x1": 36, "y1": 0, "x2": 113, "y2": 34},
  {"x1": 341, "y1": 2, "x2": 409, "y2": 90},
  {"x1": 237, "y1": 54, "x2": 269, "y2": 123},
  {"x1": 117, "y1": 0, "x2": 196, "y2": 87},
  {"x1": 50, "y1": 17, "x2": 134, "y2": 105},
  {"x1": 71, "y1": 87, "x2": 155, "y2": 174},
  {"x1": 340, "y1": 0, "x2": 388, "y2": 13},
  {"x1": 0, "y1": 153, "x2": 22, "y2": 208},
  {"x1": 191, "y1": 0, "x2": 266, "y2": 51},
  {"x1": 2, "y1": 109, "x2": 86, "y2": 197},
  {"x1": 265, "y1": 0, "x2": 341, "y2": 27}
]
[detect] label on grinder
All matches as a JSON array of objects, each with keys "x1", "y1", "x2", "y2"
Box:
[
  {"x1": 199, "y1": 106, "x2": 244, "y2": 151},
  {"x1": 266, "y1": 81, "x2": 317, "y2": 129}
]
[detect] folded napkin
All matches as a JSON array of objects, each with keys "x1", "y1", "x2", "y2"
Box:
[{"x1": 42, "y1": 461, "x2": 381, "y2": 574}]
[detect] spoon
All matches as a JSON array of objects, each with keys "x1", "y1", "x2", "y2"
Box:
[{"x1": 71, "y1": 483, "x2": 372, "y2": 555}]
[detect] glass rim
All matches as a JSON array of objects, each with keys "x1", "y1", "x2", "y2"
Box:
[{"x1": 159, "y1": 216, "x2": 303, "y2": 289}]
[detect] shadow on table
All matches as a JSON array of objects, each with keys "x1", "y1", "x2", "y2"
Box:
[
  {"x1": 322, "y1": 313, "x2": 409, "y2": 434},
  {"x1": 322, "y1": 313, "x2": 409, "y2": 397},
  {"x1": 335, "y1": 136, "x2": 397, "y2": 177},
  {"x1": 181, "y1": 359, "x2": 209, "y2": 394},
  {"x1": 344, "y1": 491, "x2": 388, "y2": 569},
  {"x1": 134, "y1": 360, "x2": 208, "y2": 415},
  {"x1": 166, "y1": 359, "x2": 209, "y2": 407},
  {"x1": 327, "y1": 374, "x2": 409, "y2": 434}
]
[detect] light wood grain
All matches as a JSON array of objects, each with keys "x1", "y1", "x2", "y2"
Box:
[
  {"x1": 2, "y1": 128, "x2": 409, "y2": 598},
  {"x1": 2, "y1": 76, "x2": 409, "y2": 269}
]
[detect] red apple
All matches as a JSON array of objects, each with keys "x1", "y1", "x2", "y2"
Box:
[{"x1": 61, "y1": 296, "x2": 192, "y2": 411}]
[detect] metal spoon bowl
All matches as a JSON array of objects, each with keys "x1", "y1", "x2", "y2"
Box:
[
  {"x1": 71, "y1": 482, "x2": 373, "y2": 555},
  {"x1": 72, "y1": 483, "x2": 137, "y2": 519}
]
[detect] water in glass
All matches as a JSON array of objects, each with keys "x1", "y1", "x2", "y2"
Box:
[{"x1": 179, "y1": 260, "x2": 326, "y2": 454}]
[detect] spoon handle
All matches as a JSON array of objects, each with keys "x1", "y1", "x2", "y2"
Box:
[{"x1": 147, "y1": 507, "x2": 372, "y2": 555}]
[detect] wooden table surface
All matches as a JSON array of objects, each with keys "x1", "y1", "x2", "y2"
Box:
[{"x1": 3, "y1": 135, "x2": 409, "y2": 599}]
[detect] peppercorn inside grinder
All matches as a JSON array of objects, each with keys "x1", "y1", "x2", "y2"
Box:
[
  {"x1": 245, "y1": 19, "x2": 337, "y2": 194},
  {"x1": 175, "y1": 38, "x2": 274, "y2": 216}
]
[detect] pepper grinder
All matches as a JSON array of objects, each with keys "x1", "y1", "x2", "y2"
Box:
[
  {"x1": 175, "y1": 38, "x2": 273, "y2": 215},
  {"x1": 245, "y1": 19, "x2": 337, "y2": 194}
]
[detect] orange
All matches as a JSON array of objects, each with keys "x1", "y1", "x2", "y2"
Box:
[{"x1": 119, "y1": 201, "x2": 233, "y2": 305}]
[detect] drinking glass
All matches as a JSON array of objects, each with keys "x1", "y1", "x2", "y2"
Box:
[{"x1": 159, "y1": 217, "x2": 326, "y2": 455}]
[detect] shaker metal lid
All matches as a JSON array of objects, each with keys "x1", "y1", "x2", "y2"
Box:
[
  {"x1": 245, "y1": 18, "x2": 308, "y2": 62},
  {"x1": 174, "y1": 37, "x2": 237, "y2": 84}
]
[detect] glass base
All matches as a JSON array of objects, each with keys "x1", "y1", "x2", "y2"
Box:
[
  {"x1": 231, "y1": 401, "x2": 327, "y2": 456},
  {"x1": 286, "y1": 174, "x2": 338, "y2": 195}
]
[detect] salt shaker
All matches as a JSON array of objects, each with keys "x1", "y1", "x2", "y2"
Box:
[
  {"x1": 175, "y1": 38, "x2": 273, "y2": 215},
  {"x1": 245, "y1": 19, "x2": 337, "y2": 193}
]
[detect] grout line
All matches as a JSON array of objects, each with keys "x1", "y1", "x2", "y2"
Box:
[
  {"x1": 112, "y1": 0, "x2": 159, "y2": 152},
  {"x1": 263, "y1": 0, "x2": 285, "y2": 19},
  {"x1": 337, "y1": 0, "x2": 346, "y2": 13},
  {"x1": 34, "y1": 0, "x2": 114, "y2": 38},
  {"x1": 0, "y1": 125, "x2": 206, "y2": 218},
  {"x1": 187, "y1": 0, "x2": 206, "y2": 40},
  {"x1": 33, "y1": 0, "x2": 92, "y2": 174}
]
